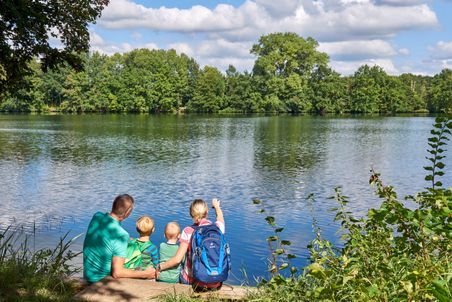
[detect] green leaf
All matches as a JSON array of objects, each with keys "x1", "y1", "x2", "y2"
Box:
[
  {"x1": 273, "y1": 248, "x2": 285, "y2": 255},
  {"x1": 267, "y1": 235, "x2": 278, "y2": 242},
  {"x1": 252, "y1": 199, "x2": 261, "y2": 205},
  {"x1": 430, "y1": 280, "x2": 451, "y2": 302},
  {"x1": 425, "y1": 175, "x2": 433, "y2": 181},
  {"x1": 281, "y1": 240, "x2": 291, "y2": 246},
  {"x1": 435, "y1": 162, "x2": 445, "y2": 169},
  {"x1": 265, "y1": 216, "x2": 275, "y2": 225},
  {"x1": 287, "y1": 254, "x2": 296, "y2": 259},
  {"x1": 434, "y1": 181, "x2": 443, "y2": 187},
  {"x1": 275, "y1": 227, "x2": 284, "y2": 233},
  {"x1": 279, "y1": 263, "x2": 289, "y2": 270}
]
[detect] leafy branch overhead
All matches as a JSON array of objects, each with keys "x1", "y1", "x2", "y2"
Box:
[{"x1": 0, "y1": 0, "x2": 110, "y2": 93}]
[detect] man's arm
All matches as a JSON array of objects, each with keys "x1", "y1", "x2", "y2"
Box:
[
  {"x1": 212, "y1": 198, "x2": 224, "y2": 224},
  {"x1": 111, "y1": 256, "x2": 156, "y2": 279}
]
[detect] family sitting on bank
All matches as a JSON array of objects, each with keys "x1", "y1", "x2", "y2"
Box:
[{"x1": 82, "y1": 194, "x2": 230, "y2": 290}]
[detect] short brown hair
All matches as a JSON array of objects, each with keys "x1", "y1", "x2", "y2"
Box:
[{"x1": 111, "y1": 194, "x2": 134, "y2": 217}]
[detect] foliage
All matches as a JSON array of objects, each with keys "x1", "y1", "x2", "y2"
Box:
[
  {"x1": 249, "y1": 117, "x2": 452, "y2": 301},
  {"x1": 251, "y1": 199, "x2": 298, "y2": 280},
  {"x1": 0, "y1": 228, "x2": 83, "y2": 301},
  {"x1": 0, "y1": 32, "x2": 451, "y2": 114},
  {"x1": 187, "y1": 66, "x2": 225, "y2": 113},
  {"x1": 428, "y1": 69, "x2": 452, "y2": 113},
  {"x1": 0, "y1": 0, "x2": 109, "y2": 94}
]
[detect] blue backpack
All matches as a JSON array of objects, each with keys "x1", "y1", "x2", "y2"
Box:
[{"x1": 190, "y1": 224, "x2": 231, "y2": 283}]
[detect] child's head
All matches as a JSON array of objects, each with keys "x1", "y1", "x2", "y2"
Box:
[
  {"x1": 164, "y1": 221, "x2": 181, "y2": 241},
  {"x1": 189, "y1": 199, "x2": 208, "y2": 223},
  {"x1": 135, "y1": 215, "x2": 155, "y2": 236}
]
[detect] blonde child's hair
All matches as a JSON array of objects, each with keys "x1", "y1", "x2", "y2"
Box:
[
  {"x1": 164, "y1": 222, "x2": 181, "y2": 240},
  {"x1": 135, "y1": 215, "x2": 155, "y2": 236},
  {"x1": 190, "y1": 199, "x2": 208, "y2": 223}
]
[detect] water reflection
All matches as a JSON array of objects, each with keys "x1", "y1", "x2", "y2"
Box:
[{"x1": 0, "y1": 114, "x2": 450, "y2": 283}]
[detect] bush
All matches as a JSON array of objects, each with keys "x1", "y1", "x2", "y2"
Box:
[{"x1": 250, "y1": 117, "x2": 452, "y2": 301}]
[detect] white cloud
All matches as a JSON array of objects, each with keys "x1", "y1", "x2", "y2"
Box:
[
  {"x1": 255, "y1": 0, "x2": 300, "y2": 17},
  {"x1": 376, "y1": 0, "x2": 425, "y2": 6},
  {"x1": 330, "y1": 58, "x2": 399, "y2": 75},
  {"x1": 89, "y1": 31, "x2": 158, "y2": 55},
  {"x1": 167, "y1": 42, "x2": 194, "y2": 57},
  {"x1": 168, "y1": 39, "x2": 255, "y2": 71},
  {"x1": 398, "y1": 48, "x2": 410, "y2": 55},
  {"x1": 92, "y1": 1, "x2": 441, "y2": 74},
  {"x1": 197, "y1": 39, "x2": 251, "y2": 58},
  {"x1": 319, "y1": 40, "x2": 397, "y2": 60},
  {"x1": 98, "y1": 0, "x2": 438, "y2": 41},
  {"x1": 399, "y1": 58, "x2": 452, "y2": 75},
  {"x1": 100, "y1": 0, "x2": 245, "y2": 32},
  {"x1": 428, "y1": 41, "x2": 452, "y2": 60}
]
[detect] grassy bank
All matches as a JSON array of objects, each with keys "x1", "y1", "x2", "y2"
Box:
[{"x1": 0, "y1": 229, "x2": 84, "y2": 302}]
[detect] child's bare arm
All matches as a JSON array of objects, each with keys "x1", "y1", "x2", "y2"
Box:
[
  {"x1": 212, "y1": 198, "x2": 224, "y2": 224},
  {"x1": 159, "y1": 242, "x2": 188, "y2": 271}
]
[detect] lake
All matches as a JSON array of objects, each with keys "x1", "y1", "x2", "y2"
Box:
[{"x1": 0, "y1": 114, "x2": 450, "y2": 284}]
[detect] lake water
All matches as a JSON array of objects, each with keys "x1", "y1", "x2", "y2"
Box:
[{"x1": 0, "y1": 114, "x2": 450, "y2": 284}]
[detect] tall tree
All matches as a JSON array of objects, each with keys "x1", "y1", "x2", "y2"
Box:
[
  {"x1": 428, "y1": 69, "x2": 452, "y2": 112},
  {"x1": 308, "y1": 65, "x2": 349, "y2": 114},
  {"x1": 0, "y1": 0, "x2": 109, "y2": 93},
  {"x1": 188, "y1": 66, "x2": 225, "y2": 113},
  {"x1": 251, "y1": 33, "x2": 328, "y2": 112}
]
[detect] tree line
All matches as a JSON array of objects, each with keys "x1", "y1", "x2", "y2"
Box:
[{"x1": 1, "y1": 33, "x2": 450, "y2": 114}]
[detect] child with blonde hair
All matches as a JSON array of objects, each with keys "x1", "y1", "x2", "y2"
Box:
[
  {"x1": 156, "y1": 198, "x2": 227, "y2": 290},
  {"x1": 157, "y1": 222, "x2": 183, "y2": 283},
  {"x1": 124, "y1": 215, "x2": 159, "y2": 270}
]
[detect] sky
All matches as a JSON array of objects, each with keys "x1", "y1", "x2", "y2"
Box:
[{"x1": 89, "y1": 0, "x2": 452, "y2": 75}]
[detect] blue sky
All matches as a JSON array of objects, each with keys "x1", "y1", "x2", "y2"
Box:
[{"x1": 89, "y1": 0, "x2": 452, "y2": 75}]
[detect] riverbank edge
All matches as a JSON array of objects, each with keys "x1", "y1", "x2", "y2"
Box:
[{"x1": 73, "y1": 276, "x2": 252, "y2": 301}]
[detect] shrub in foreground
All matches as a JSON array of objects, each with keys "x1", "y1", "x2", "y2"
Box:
[
  {"x1": 249, "y1": 117, "x2": 451, "y2": 301},
  {"x1": 0, "y1": 231, "x2": 83, "y2": 302}
]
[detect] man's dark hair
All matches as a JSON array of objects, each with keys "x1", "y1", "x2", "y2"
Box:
[{"x1": 111, "y1": 194, "x2": 134, "y2": 216}]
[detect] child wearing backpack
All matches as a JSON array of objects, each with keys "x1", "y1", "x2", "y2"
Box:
[
  {"x1": 124, "y1": 215, "x2": 159, "y2": 270},
  {"x1": 156, "y1": 198, "x2": 230, "y2": 290}
]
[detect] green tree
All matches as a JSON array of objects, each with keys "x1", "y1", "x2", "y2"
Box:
[
  {"x1": 350, "y1": 65, "x2": 385, "y2": 113},
  {"x1": 0, "y1": 0, "x2": 109, "y2": 93},
  {"x1": 428, "y1": 68, "x2": 452, "y2": 112},
  {"x1": 251, "y1": 33, "x2": 328, "y2": 113},
  {"x1": 188, "y1": 66, "x2": 225, "y2": 113},
  {"x1": 224, "y1": 65, "x2": 261, "y2": 113},
  {"x1": 399, "y1": 73, "x2": 429, "y2": 112},
  {"x1": 308, "y1": 65, "x2": 349, "y2": 114}
]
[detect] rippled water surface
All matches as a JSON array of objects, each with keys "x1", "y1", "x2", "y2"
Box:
[{"x1": 1, "y1": 114, "x2": 450, "y2": 283}]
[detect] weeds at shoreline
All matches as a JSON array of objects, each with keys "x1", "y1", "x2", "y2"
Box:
[
  {"x1": 0, "y1": 229, "x2": 83, "y2": 301},
  {"x1": 246, "y1": 117, "x2": 452, "y2": 301}
]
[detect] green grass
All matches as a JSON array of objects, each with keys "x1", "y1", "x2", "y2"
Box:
[{"x1": 0, "y1": 227, "x2": 85, "y2": 302}]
